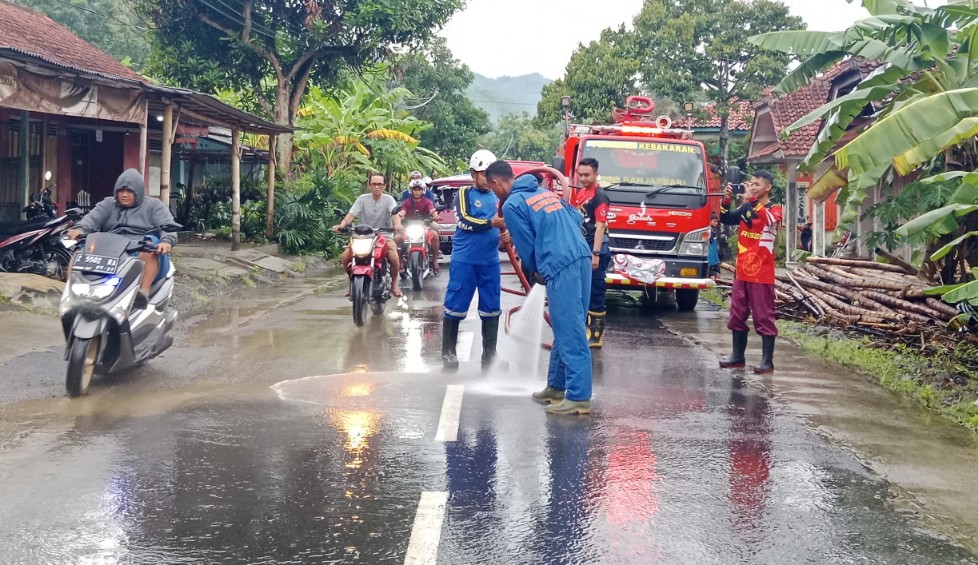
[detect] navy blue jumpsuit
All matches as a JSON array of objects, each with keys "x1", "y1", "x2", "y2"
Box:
[{"x1": 443, "y1": 185, "x2": 502, "y2": 321}]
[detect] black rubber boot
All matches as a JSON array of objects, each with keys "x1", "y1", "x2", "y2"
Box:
[
  {"x1": 587, "y1": 310, "x2": 606, "y2": 349},
  {"x1": 753, "y1": 335, "x2": 776, "y2": 374},
  {"x1": 481, "y1": 317, "x2": 500, "y2": 371},
  {"x1": 719, "y1": 330, "x2": 748, "y2": 368},
  {"x1": 442, "y1": 318, "x2": 460, "y2": 370}
]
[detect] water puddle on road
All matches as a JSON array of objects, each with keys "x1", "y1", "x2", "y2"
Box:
[{"x1": 469, "y1": 284, "x2": 548, "y2": 398}]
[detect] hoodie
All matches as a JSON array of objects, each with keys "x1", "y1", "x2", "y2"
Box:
[
  {"x1": 76, "y1": 169, "x2": 178, "y2": 246},
  {"x1": 501, "y1": 174, "x2": 590, "y2": 282}
]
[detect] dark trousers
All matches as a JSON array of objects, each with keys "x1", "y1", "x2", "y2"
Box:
[
  {"x1": 588, "y1": 252, "x2": 611, "y2": 313},
  {"x1": 728, "y1": 279, "x2": 777, "y2": 336}
]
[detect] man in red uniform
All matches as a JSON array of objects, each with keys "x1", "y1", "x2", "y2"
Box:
[{"x1": 718, "y1": 170, "x2": 782, "y2": 373}]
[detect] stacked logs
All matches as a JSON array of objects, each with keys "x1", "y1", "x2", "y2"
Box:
[{"x1": 772, "y1": 257, "x2": 961, "y2": 335}]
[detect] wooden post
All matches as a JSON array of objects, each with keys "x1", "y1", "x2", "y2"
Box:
[
  {"x1": 266, "y1": 134, "x2": 276, "y2": 239},
  {"x1": 138, "y1": 107, "x2": 148, "y2": 177},
  {"x1": 231, "y1": 127, "x2": 241, "y2": 251},
  {"x1": 160, "y1": 102, "x2": 173, "y2": 203},
  {"x1": 785, "y1": 161, "x2": 798, "y2": 265},
  {"x1": 20, "y1": 110, "x2": 29, "y2": 213}
]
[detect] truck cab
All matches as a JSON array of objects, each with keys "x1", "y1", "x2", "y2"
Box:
[{"x1": 555, "y1": 96, "x2": 715, "y2": 311}]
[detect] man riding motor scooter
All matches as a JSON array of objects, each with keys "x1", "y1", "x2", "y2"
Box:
[
  {"x1": 396, "y1": 179, "x2": 440, "y2": 277},
  {"x1": 66, "y1": 168, "x2": 177, "y2": 309}
]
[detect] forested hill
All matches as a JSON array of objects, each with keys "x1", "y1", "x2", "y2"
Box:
[{"x1": 466, "y1": 73, "x2": 551, "y2": 123}]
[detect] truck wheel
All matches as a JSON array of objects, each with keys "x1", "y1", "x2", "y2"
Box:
[
  {"x1": 676, "y1": 289, "x2": 699, "y2": 312},
  {"x1": 66, "y1": 336, "x2": 99, "y2": 397}
]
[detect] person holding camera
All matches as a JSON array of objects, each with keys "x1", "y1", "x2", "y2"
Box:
[{"x1": 718, "y1": 170, "x2": 782, "y2": 374}]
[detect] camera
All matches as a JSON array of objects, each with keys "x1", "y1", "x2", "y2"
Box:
[{"x1": 725, "y1": 165, "x2": 746, "y2": 195}]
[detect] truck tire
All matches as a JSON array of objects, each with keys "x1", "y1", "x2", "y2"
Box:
[{"x1": 676, "y1": 289, "x2": 699, "y2": 312}]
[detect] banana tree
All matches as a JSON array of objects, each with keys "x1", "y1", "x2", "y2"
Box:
[
  {"x1": 292, "y1": 72, "x2": 447, "y2": 187},
  {"x1": 751, "y1": 1, "x2": 978, "y2": 288}
]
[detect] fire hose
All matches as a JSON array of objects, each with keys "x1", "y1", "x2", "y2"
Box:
[{"x1": 499, "y1": 166, "x2": 573, "y2": 351}]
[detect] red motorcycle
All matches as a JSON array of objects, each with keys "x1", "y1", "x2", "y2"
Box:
[
  {"x1": 401, "y1": 218, "x2": 439, "y2": 291},
  {"x1": 0, "y1": 208, "x2": 83, "y2": 281},
  {"x1": 344, "y1": 224, "x2": 397, "y2": 326}
]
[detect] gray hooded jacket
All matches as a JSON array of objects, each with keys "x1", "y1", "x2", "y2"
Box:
[{"x1": 76, "y1": 169, "x2": 178, "y2": 246}]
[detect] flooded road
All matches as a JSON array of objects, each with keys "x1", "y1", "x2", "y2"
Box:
[{"x1": 0, "y1": 265, "x2": 976, "y2": 564}]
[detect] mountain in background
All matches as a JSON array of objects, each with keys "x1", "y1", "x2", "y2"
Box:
[{"x1": 466, "y1": 73, "x2": 551, "y2": 123}]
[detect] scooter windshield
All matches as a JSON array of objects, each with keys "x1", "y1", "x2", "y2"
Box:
[{"x1": 83, "y1": 232, "x2": 135, "y2": 258}]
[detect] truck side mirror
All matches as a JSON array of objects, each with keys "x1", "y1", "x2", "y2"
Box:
[{"x1": 552, "y1": 156, "x2": 566, "y2": 172}]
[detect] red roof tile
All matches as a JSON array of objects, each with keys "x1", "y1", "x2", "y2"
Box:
[
  {"x1": 675, "y1": 98, "x2": 753, "y2": 131},
  {"x1": 749, "y1": 58, "x2": 883, "y2": 161},
  {"x1": 0, "y1": 0, "x2": 145, "y2": 82}
]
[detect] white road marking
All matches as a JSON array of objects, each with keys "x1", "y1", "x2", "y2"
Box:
[
  {"x1": 403, "y1": 491, "x2": 449, "y2": 565},
  {"x1": 456, "y1": 332, "x2": 473, "y2": 363},
  {"x1": 434, "y1": 385, "x2": 464, "y2": 442}
]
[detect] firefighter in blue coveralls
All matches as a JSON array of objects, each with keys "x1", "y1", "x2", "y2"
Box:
[
  {"x1": 442, "y1": 150, "x2": 508, "y2": 371},
  {"x1": 485, "y1": 160, "x2": 594, "y2": 415}
]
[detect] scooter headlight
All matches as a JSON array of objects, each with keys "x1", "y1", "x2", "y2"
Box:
[
  {"x1": 351, "y1": 238, "x2": 374, "y2": 257},
  {"x1": 406, "y1": 224, "x2": 425, "y2": 242},
  {"x1": 70, "y1": 277, "x2": 121, "y2": 300}
]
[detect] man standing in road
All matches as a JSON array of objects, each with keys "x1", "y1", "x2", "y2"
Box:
[
  {"x1": 485, "y1": 160, "x2": 593, "y2": 416},
  {"x1": 573, "y1": 158, "x2": 611, "y2": 348},
  {"x1": 718, "y1": 170, "x2": 782, "y2": 373},
  {"x1": 332, "y1": 172, "x2": 404, "y2": 297},
  {"x1": 441, "y1": 150, "x2": 507, "y2": 371}
]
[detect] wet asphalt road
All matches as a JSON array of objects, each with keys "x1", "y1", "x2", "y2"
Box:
[{"x1": 0, "y1": 263, "x2": 976, "y2": 564}]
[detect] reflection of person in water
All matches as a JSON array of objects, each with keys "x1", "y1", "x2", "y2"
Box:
[
  {"x1": 536, "y1": 417, "x2": 592, "y2": 561},
  {"x1": 727, "y1": 376, "x2": 773, "y2": 533},
  {"x1": 444, "y1": 426, "x2": 499, "y2": 556}
]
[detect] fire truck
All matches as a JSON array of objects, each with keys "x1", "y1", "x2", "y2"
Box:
[{"x1": 553, "y1": 96, "x2": 716, "y2": 311}]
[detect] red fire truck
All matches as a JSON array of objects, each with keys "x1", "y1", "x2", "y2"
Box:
[{"x1": 553, "y1": 96, "x2": 716, "y2": 311}]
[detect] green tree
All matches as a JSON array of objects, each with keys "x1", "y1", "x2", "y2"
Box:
[
  {"x1": 632, "y1": 0, "x2": 803, "y2": 168},
  {"x1": 480, "y1": 113, "x2": 563, "y2": 163},
  {"x1": 394, "y1": 37, "x2": 492, "y2": 164},
  {"x1": 13, "y1": 0, "x2": 149, "y2": 68},
  {"x1": 135, "y1": 0, "x2": 463, "y2": 172},
  {"x1": 536, "y1": 26, "x2": 640, "y2": 127}
]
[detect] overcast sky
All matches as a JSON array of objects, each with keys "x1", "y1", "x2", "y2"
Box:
[{"x1": 441, "y1": 0, "x2": 949, "y2": 79}]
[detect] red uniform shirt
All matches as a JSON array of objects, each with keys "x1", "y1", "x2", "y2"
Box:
[{"x1": 720, "y1": 197, "x2": 782, "y2": 284}]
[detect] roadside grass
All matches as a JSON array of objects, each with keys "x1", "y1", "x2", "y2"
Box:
[{"x1": 707, "y1": 285, "x2": 978, "y2": 433}]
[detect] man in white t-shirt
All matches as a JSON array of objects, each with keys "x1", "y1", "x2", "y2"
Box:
[{"x1": 332, "y1": 172, "x2": 404, "y2": 297}]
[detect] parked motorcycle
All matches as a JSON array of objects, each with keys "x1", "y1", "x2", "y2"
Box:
[
  {"x1": 24, "y1": 172, "x2": 59, "y2": 220},
  {"x1": 401, "y1": 218, "x2": 438, "y2": 291},
  {"x1": 59, "y1": 225, "x2": 181, "y2": 397},
  {"x1": 0, "y1": 208, "x2": 83, "y2": 281}
]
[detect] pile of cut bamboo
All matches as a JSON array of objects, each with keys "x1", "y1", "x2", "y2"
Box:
[{"x1": 772, "y1": 257, "x2": 960, "y2": 335}]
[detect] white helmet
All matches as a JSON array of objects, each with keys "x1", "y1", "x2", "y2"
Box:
[
  {"x1": 408, "y1": 178, "x2": 426, "y2": 189},
  {"x1": 421, "y1": 176, "x2": 432, "y2": 187},
  {"x1": 469, "y1": 149, "x2": 497, "y2": 172}
]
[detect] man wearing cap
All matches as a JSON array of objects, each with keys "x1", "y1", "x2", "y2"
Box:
[{"x1": 441, "y1": 150, "x2": 508, "y2": 371}]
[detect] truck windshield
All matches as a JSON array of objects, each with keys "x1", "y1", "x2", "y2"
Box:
[{"x1": 581, "y1": 139, "x2": 706, "y2": 191}]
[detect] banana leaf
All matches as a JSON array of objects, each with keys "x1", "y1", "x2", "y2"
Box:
[
  {"x1": 748, "y1": 31, "x2": 844, "y2": 55},
  {"x1": 850, "y1": 0, "x2": 914, "y2": 16},
  {"x1": 893, "y1": 117, "x2": 978, "y2": 172},
  {"x1": 931, "y1": 230, "x2": 978, "y2": 261},
  {"x1": 895, "y1": 203, "x2": 978, "y2": 238},
  {"x1": 808, "y1": 166, "x2": 849, "y2": 202},
  {"x1": 772, "y1": 52, "x2": 846, "y2": 95},
  {"x1": 836, "y1": 88, "x2": 978, "y2": 175}
]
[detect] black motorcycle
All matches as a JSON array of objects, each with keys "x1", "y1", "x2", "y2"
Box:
[{"x1": 0, "y1": 208, "x2": 84, "y2": 281}]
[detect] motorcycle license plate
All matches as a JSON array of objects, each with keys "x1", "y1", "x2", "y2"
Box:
[{"x1": 73, "y1": 254, "x2": 119, "y2": 274}]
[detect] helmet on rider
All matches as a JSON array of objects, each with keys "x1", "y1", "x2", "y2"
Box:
[
  {"x1": 409, "y1": 170, "x2": 423, "y2": 181},
  {"x1": 469, "y1": 150, "x2": 497, "y2": 173},
  {"x1": 409, "y1": 178, "x2": 426, "y2": 191},
  {"x1": 421, "y1": 176, "x2": 432, "y2": 188}
]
